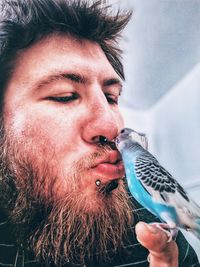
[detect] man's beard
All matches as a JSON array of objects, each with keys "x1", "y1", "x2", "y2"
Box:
[{"x1": 0, "y1": 127, "x2": 134, "y2": 266}]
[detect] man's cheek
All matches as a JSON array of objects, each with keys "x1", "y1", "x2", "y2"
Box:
[
  {"x1": 4, "y1": 111, "x2": 26, "y2": 138},
  {"x1": 6, "y1": 114, "x2": 55, "y2": 150}
]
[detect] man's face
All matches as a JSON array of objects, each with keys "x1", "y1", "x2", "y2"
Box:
[
  {"x1": 2, "y1": 34, "x2": 132, "y2": 264},
  {"x1": 3, "y1": 34, "x2": 124, "y2": 207}
]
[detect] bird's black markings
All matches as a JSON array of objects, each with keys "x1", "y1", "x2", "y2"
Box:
[
  {"x1": 160, "y1": 192, "x2": 169, "y2": 202},
  {"x1": 135, "y1": 153, "x2": 189, "y2": 202}
]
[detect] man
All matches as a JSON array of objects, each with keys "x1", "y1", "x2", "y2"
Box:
[{"x1": 0, "y1": 0, "x2": 199, "y2": 266}]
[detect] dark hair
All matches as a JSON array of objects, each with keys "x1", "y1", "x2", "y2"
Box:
[{"x1": 0, "y1": 0, "x2": 132, "y2": 103}]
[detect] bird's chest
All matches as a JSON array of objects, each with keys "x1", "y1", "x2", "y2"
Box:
[{"x1": 124, "y1": 160, "x2": 146, "y2": 200}]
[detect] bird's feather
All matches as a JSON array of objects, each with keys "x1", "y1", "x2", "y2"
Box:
[{"x1": 116, "y1": 128, "x2": 200, "y2": 239}]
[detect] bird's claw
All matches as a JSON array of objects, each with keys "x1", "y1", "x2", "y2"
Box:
[{"x1": 149, "y1": 222, "x2": 178, "y2": 242}]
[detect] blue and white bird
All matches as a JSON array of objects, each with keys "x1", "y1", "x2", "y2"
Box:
[{"x1": 115, "y1": 128, "x2": 200, "y2": 240}]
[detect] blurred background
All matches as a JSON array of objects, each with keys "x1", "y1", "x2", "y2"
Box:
[{"x1": 110, "y1": 0, "x2": 200, "y2": 259}]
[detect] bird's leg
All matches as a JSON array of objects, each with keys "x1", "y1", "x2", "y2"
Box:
[{"x1": 149, "y1": 222, "x2": 178, "y2": 242}]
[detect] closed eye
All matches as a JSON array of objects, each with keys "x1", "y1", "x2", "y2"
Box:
[
  {"x1": 46, "y1": 93, "x2": 79, "y2": 103},
  {"x1": 105, "y1": 94, "x2": 119, "y2": 105}
]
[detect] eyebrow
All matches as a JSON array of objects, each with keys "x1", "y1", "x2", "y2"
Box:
[
  {"x1": 33, "y1": 71, "x2": 122, "y2": 92},
  {"x1": 33, "y1": 72, "x2": 86, "y2": 91}
]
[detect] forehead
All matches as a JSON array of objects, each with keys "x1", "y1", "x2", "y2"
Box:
[{"x1": 8, "y1": 33, "x2": 120, "y2": 88}]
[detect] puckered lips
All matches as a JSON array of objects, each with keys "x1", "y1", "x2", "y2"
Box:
[{"x1": 91, "y1": 150, "x2": 124, "y2": 184}]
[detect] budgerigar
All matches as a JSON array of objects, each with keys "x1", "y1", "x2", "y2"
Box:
[{"x1": 115, "y1": 128, "x2": 200, "y2": 240}]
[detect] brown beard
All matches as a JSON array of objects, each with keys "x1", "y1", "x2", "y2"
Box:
[{"x1": 0, "y1": 126, "x2": 134, "y2": 266}]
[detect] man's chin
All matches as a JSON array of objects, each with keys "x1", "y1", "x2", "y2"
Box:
[
  {"x1": 78, "y1": 179, "x2": 123, "y2": 213},
  {"x1": 53, "y1": 177, "x2": 123, "y2": 212}
]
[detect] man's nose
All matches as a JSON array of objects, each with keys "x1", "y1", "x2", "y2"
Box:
[{"x1": 82, "y1": 99, "x2": 121, "y2": 144}]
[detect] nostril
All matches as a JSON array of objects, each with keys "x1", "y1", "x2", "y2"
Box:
[{"x1": 99, "y1": 136, "x2": 109, "y2": 144}]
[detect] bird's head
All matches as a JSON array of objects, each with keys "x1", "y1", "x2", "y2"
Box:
[{"x1": 115, "y1": 128, "x2": 148, "y2": 153}]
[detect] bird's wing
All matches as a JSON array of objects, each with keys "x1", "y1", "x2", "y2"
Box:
[
  {"x1": 134, "y1": 152, "x2": 200, "y2": 225},
  {"x1": 135, "y1": 153, "x2": 189, "y2": 203}
]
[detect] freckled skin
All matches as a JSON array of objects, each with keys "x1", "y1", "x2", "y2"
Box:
[{"x1": 3, "y1": 33, "x2": 124, "y2": 202}]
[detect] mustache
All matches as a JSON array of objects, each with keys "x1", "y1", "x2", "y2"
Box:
[
  {"x1": 98, "y1": 138, "x2": 117, "y2": 150},
  {"x1": 74, "y1": 144, "x2": 119, "y2": 173}
]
